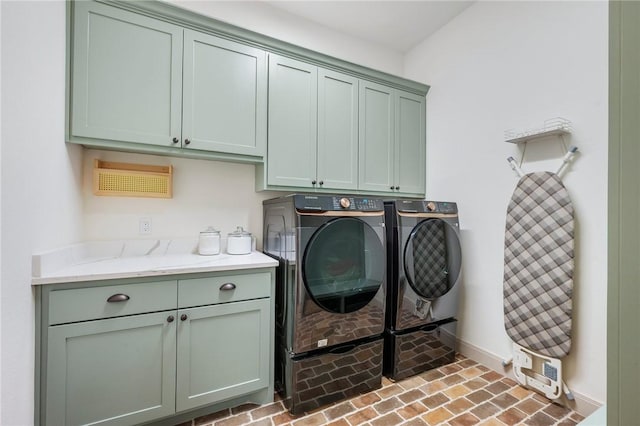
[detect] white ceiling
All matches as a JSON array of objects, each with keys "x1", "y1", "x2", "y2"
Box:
[{"x1": 264, "y1": 1, "x2": 475, "y2": 52}]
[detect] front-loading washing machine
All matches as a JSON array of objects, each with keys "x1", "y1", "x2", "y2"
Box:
[
  {"x1": 383, "y1": 199, "x2": 462, "y2": 381},
  {"x1": 263, "y1": 194, "x2": 386, "y2": 414}
]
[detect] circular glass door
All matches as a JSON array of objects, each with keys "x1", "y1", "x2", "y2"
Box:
[
  {"x1": 302, "y1": 217, "x2": 385, "y2": 314},
  {"x1": 403, "y1": 218, "x2": 462, "y2": 299}
]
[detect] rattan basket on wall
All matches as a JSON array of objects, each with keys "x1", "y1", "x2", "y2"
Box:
[{"x1": 93, "y1": 159, "x2": 173, "y2": 198}]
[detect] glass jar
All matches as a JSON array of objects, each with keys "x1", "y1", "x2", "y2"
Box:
[{"x1": 198, "y1": 226, "x2": 220, "y2": 255}]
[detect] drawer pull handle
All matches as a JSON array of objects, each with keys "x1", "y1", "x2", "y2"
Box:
[
  {"x1": 107, "y1": 294, "x2": 130, "y2": 303},
  {"x1": 219, "y1": 283, "x2": 236, "y2": 291}
]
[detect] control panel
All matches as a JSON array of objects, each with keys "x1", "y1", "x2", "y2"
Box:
[
  {"x1": 396, "y1": 200, "x2": 458, "y2": 214},
  {"x1": 294, "y1": 195, "x2": 384, "y2": 212}
]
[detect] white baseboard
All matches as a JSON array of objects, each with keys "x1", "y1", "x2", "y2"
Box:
[{"x1": 456, "y1": 337, "x2": 602, "y2": 418}]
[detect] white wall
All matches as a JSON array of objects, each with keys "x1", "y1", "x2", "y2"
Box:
[
  {"x1": 167, "y1": 0, "x2": 404, "y2": 76},
  {"x1": 83, "y1": 150, "x2": 280, "y2": 245},
  {"x1": 404, "y1": 1, "x2": 608, "y2": 405},
  {"x1": 1, "y1": 1, "x2": 84, "y2": 424}
]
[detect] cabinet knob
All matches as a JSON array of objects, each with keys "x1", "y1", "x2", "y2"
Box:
[
  {"x1": 184, "y1": 139, "x2": 191, "y2": 145},
  {"x1": 107, "y1": 294, "x2": 130, "y2": 303},
  {"x1": 390, "y1": 186, "x2": 394, "y2": 190},
  {"x1": 172, "y1": 137, "x2": 179, "y2": 144},
  {"x1": 311, "y1": 180, "x2": 317, "y2": 185},
  {"x1": 219, "y1": 283, "x2": 236, "y2": 291},
  {"x1": 319, "y1": 181, "x2": 324, "y2": 186},
  {"x1": 395, "y1": 186, "x2": 400, "y2": 190},
  {"x1": 167, "y1": 315, "x2": 175, "y2": 323},
  {"x1": 180, "y1": 314, "x2": 188, "y2": 321}
]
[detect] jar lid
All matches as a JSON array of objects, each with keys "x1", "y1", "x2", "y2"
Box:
[
  {"x1": 228, "y1": 226, "x2": 251, "y2": 237},
  {"x1": 200, "y1": 226, "x2": 220, "y2": 235}
]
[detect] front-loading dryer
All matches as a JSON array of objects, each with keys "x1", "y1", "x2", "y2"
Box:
[
  {"x1": 383, "y1": 199, "x2": 462, "y2": 381},
  {"x1": 263, "y1": 194, "x2": 386, "y2": 414}
]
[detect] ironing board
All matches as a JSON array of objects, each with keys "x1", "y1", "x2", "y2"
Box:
[
  {"x1": 503, "y1": 147, "x2": 577, "y2": 400},
  {"x1": 504, "y1": 171, "x2": 574, "y2": 358}
]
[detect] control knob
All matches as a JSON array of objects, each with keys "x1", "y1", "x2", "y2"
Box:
[
  {"x1": 339, "y1": 197, "x2": 351, "y2": 209},
  {"x1": 426, "y1": 201, "x2": 437, "y2": 212}
]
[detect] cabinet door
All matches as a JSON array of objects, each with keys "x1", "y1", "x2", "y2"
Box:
[
  {"x1": 317, "y1": 69, "x2": 359, "y2": 190},
  {"x1": 176, "y1": 298, "x2": 270, "y2": 412},
  {"x1": 46, "y1": 311, "x2": 177, "y2": 426},
  {"x1": 182, "y1": 30, "x2": 267, "y2": 156},
  {"x1": 358, "y1": 81, "x2": 395, "y2": 192},
  {"x1": 267, "y1": 54, "x2": 318, "y2": 187},
  {"x1": 395, "y1": 91, "x2": 426, "y2": 195},
  {"x1": 71, "y1": 1, "x2": 183, "y2": 147}
]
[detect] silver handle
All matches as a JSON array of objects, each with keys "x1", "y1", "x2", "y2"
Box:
[
  {"x1": 219, "y1": 283, "x2": 236, "y2": 291},
  {"x1": 107, "y1": 294, "x2": 130, "y2": 303}
]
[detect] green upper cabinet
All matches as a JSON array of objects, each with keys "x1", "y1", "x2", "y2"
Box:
[
  {"x1": 182, "y1": 30, "x2": 266, "y2": 156},
  {"x1": 358, "y1": 81, "x2": 395, "y2": 193},
  {"x1": 317, "y1": 69, "x2": 359, "y2": 190},
  {"x1": 264, "y1": 55, "x2": 358, "y2": 191},
  {"x1": 70, "y1": 1, "x2": 267, "y2": 161},
  {"x1": 266, "y1": 55, "x2": 318, "y2": 187},
  {"x1": 71, "y1": 1, "x2": 183, "y2": 147},
  {"x1": 395, "y1": 91, "x2": 426, "y2": 195},
  {"x1": 68, "y1": 1, "x2": 428, "y2": 184},
  {"x1": 359, "y1": 81, "x2": 426, "y2": 196}
]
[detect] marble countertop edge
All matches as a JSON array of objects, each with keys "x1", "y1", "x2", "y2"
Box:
[{"x1": 32, "y1": 239, "x2": 278, "y2": 285}]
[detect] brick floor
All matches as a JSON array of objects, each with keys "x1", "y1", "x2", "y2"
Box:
[{"x1": 183, "y1": 355, "x2": 586, "y2": 426}]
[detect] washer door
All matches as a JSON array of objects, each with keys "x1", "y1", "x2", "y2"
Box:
[
  {"x1": 302, "y1": 217, "x2": 385, "y2": 314},
  {"x1": 403, "y1": 218, "x2": 462, "y2": 299}
]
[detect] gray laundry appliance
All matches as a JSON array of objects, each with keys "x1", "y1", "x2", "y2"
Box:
[
  {"x1": 263, "y1": 194, "x2": 386, "y2": 414},
  {"x1": 383, "y1": 200, "x2": 462, "y2": 381}
]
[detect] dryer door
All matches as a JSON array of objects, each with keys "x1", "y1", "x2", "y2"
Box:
[
  {"x1": 403, "y1": 218, "x2": 462, "y2": 300},
  {"x1": 302, "y1": 217, "x2": 385, "y2": 314}
]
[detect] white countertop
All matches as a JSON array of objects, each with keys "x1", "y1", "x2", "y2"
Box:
[{"x1": 32, "y1": 239, "x2": 278, "y2": 285}]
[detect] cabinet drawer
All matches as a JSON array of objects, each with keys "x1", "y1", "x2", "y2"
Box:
[
  {"x1": 178, "y1": 272, "x2": 270, "y2": 308},
  {"x1": 48, "y1": 281, "x2": 177, "y2": 325}
]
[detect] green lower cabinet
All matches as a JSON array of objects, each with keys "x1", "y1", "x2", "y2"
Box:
[
  {"x1": 37, "y1": 269, "x2": 275, "y2": 426},
  {"x1": 176, "y1": 299, "x2": 270, "y2": 412},
  {"x1": 45, "y1": 311, "x2": 177, "y2": 426}
]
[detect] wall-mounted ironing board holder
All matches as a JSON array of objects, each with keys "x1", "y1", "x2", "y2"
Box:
[
  {"x1": 507, "y1": 146, "x2": 578, "y2": 179},
  {"x1": 502, "y1": 121, "x2": 577, "y2": 402},
  {"x1": 505, "y1": 117, "x2": 577, "y2": 178},
  {"x1": 503, "y1": 344, "x2": 574, "y2": 400}
]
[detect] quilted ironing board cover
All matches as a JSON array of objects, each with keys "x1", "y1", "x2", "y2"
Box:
[
  {"x1": 503, "y1": 171, "x2": 574, "y2": 358},
  {"x1": 412, "y1": 220, "x2": 450, "y2": 298}
]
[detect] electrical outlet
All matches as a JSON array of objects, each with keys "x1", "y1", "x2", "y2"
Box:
[{"x1": 139, "y1": 217, "x2": 152, "y2": 235}]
